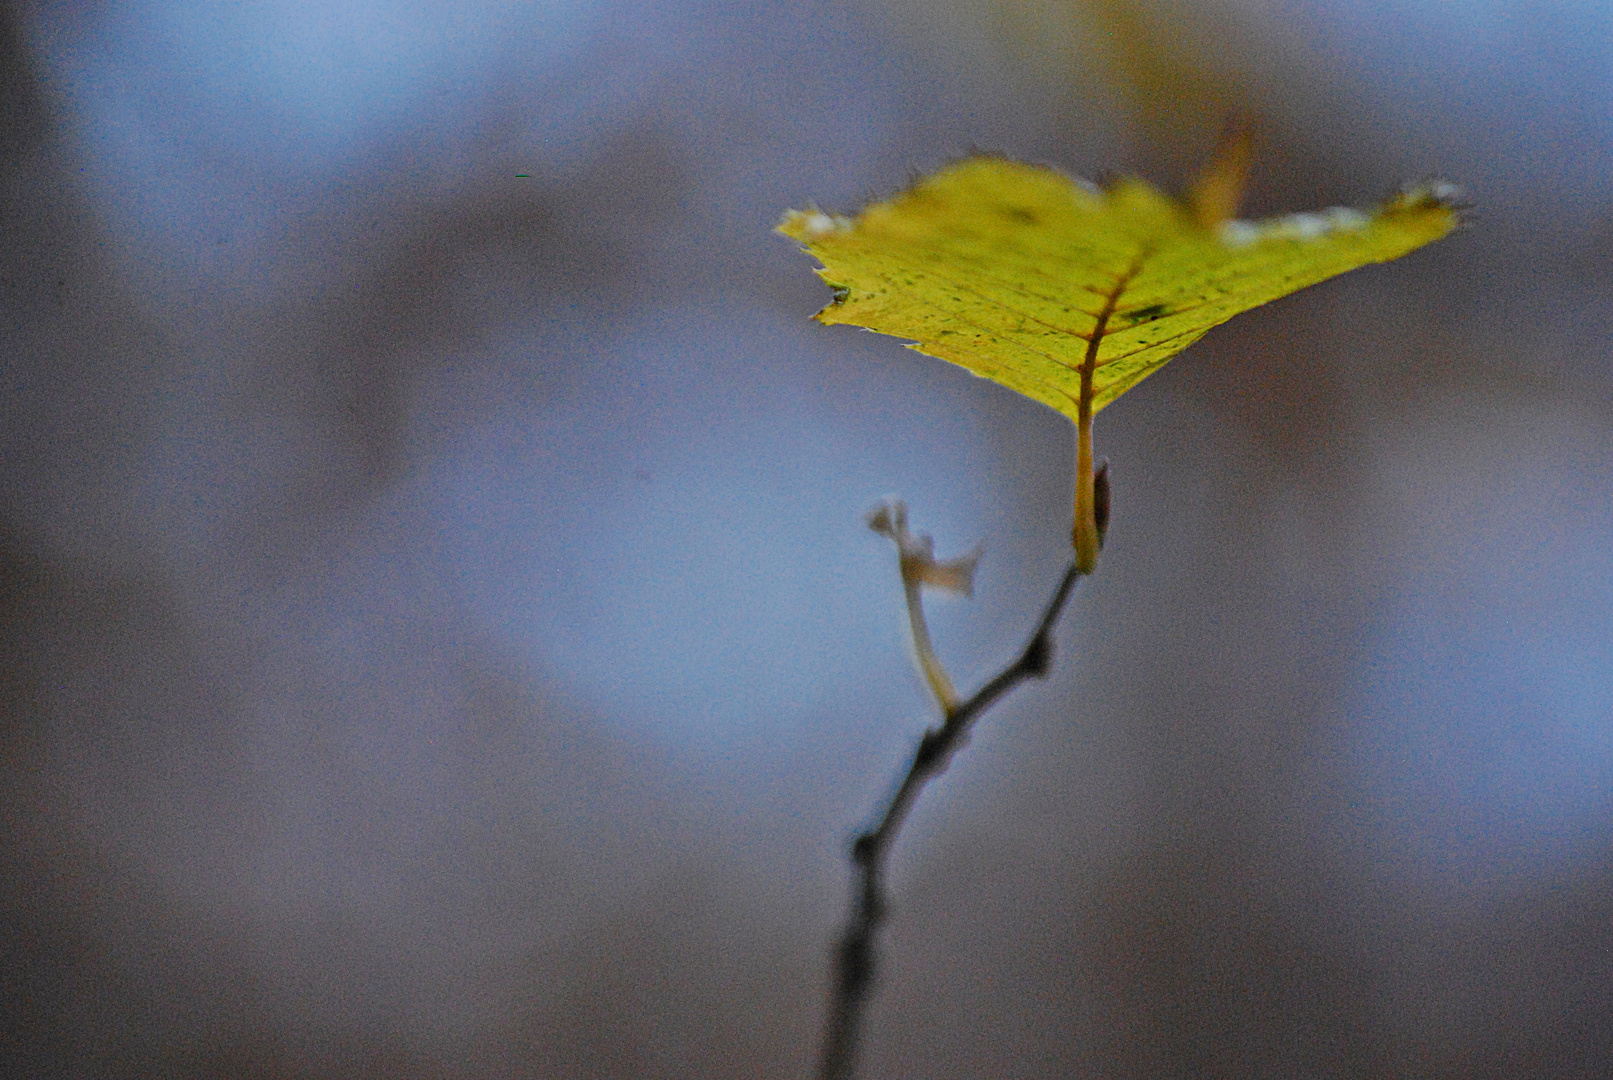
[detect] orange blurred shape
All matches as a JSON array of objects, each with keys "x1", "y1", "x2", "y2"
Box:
[{"x1": 1187, "y1": 117, "x2": 1257, "y2": 227}]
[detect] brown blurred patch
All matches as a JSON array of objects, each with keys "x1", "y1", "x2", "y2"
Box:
[{"x1": 275, "y1": 127, "x2": 689, "y2": 527}]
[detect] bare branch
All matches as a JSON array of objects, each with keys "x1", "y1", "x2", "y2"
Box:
[{"x1": 816, "y1": 554, "x2": 1086, "y2": 1080}]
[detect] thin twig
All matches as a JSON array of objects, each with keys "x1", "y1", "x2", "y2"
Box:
[{"x1": 816, "y1": 556, "x2": 1086, "y2": 1080}]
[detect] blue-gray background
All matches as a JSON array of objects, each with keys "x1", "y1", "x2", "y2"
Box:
[{"x1": 5, "y1": 0, "x2": 1613, "y2": 1075}]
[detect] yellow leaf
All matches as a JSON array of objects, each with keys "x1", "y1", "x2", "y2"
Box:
[
  {"x1": 777, "y1": 155, "x2": 1460, "y2": 571},
  {"x1": 778, "y1": 157, "x2": 1457, "y2": 423}
]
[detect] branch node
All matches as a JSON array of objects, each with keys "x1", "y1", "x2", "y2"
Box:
[
  {"x1": 1021, "y1": 632, "x2": 1054, "y2": 678},
  {"x1": 851, "y1": 833, "x2": 877, "y2": 866}
]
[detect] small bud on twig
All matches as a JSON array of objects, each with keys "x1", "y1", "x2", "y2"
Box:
[
  {"x1": 866, "y1": 499, "x2": 982, "y2": 712},
  {"x1": 867, "y1": 499, "x2": 982, "y2": 596}
]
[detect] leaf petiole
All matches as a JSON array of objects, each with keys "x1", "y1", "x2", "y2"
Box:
[{"x1": 1073, "y1": 397, "x2": 1100, "y2": 573}]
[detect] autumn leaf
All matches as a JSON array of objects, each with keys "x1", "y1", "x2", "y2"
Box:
[{"x1": 777, "y1": 152, "x2": 1460, "y2": 572}]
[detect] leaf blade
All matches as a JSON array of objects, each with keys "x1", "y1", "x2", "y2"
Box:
[{"x1": 778, "y1": 157, "x2": 1460, "y2": 422}]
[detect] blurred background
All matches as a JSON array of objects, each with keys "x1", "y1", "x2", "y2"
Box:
[{"x1": 4, "y1": 0, "x2": 1613, "y2": 1075}]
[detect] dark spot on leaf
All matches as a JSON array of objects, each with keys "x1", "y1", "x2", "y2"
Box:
[
  {"x1": 831, "y1": 285, "x2": 850, "y2": 304},
  {"x1": 1002, "y1": 206, "x2": 1038, "y2": 224},
  {"x1": 1125, "y1": 303, "x2": 1168, "y2": 323}
]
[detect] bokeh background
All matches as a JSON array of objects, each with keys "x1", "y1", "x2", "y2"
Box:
[{"x1": 5, "y1": 0, "x2": 1613, "y2": 1076}]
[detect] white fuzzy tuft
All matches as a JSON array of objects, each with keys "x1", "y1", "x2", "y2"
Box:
[
  {"x1": 799, "y1": 210, "x2": 851, "y2": 239},
  {"x1": 1221, "y1": 205, "x2": 1370, "y2": 246}
]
